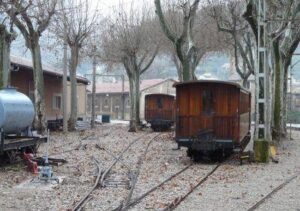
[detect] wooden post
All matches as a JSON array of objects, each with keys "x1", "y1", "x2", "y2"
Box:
[
  {"x1": 91, "y1": 45, "x2": 96, "y2": 128},
  {"x1": 62, "y1": 23, "x2": 68, "y2": 133}
]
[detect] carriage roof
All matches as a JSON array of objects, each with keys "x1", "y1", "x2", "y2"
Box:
[{"x1": 173, "y1": 80, "x2": 251, "y2": 94}]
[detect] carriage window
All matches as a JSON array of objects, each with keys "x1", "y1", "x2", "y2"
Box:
[
  {"x1": 157, "y1": 97, "x2": 163, "y2": 109},
  {"x1": 202, "y1": 90, "x2": 213, "y2": 114}
]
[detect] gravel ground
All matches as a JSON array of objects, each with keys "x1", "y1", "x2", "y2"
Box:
[
  {"x1": 0, "y1": 124, "x2": 299, "y2": 211},
  {"x1": 176, "y1": 132, "x2": 300, "y2": 211}
]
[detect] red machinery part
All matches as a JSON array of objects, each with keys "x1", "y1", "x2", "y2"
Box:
[{"x1": 21, "y1": 152, "x2": 38, "y2": 174}]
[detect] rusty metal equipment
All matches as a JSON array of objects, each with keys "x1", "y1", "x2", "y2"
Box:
[
  {"x1": 37, "y1": 131, "x2": 58, "y2": 183},
  {"x1": 21, "y1": 152, "x2": 38, "y2": 174}
]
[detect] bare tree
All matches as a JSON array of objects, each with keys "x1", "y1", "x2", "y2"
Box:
[
  {"x1": 52, "y1": 0, "x2": 98, "y2": 131},
  {"x1": 155, "y1": 0, "x2": 202, "y2": 81},
  {"x1": 100, "y1": 3, "x2": 159, "y2": 132},
  {"x1": 0, "y1": 18, "x2": 16, "y2": 88},
  {"x1": 2, "y1": 0, "x2": 57, "y2": 133},
  {"x1": 163, "y1": 5, "x2": 226, "y2": 81},
  {"x1": 83, "y1": 37, "x2": 98, "y2": 129},
  {"x1": 244, "y1": 0, "x2": 300, "y2": 139},
  {"x1": 206, "y1": 0, "x2": 255, "y2": 88}
]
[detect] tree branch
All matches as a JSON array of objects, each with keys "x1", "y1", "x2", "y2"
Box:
[
  {"x1": 140, "y1": 46, "x2": 159, "y2": 74},
  {"x1": 154, "y1": 0, "x2": 176, "y2": 43}
]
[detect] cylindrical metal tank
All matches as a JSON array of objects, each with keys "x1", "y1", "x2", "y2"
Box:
[{"x1": 0, "y1": 88, "x2": 35, "y2": 134}]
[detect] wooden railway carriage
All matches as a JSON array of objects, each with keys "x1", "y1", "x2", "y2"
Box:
[
  {"x1": 174, "y1": 80, "x2": 251, "y2": 160},
  {"x1": 145, "y1": 94, "x2": 175, "y2": 131}
]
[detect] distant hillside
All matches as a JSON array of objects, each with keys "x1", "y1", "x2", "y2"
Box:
[
  {"x1": 10, "y1": 33, "x2": 300, "y2": 81},
  {"x1": 10, "y1": 36, "x2": 230, "y2": 80}
]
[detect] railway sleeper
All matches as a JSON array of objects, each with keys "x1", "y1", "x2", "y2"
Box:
[{"x1": 102, "y1": 179, "x2": 131, "y2": 189}]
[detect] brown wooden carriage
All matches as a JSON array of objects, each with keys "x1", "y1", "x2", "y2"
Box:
[
  {"x1": 145, "y1": 94, "x2": 175, "y2": 131},
  {"x1": 174, "y1": 80, "x2": 251, "y2": 160}
]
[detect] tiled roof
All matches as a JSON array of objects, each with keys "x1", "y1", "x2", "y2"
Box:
[
  {"x1": 88, "y1": 78, "x2": 176, "y2": 94},
  {"x1": 10, "y1": 55, "x2": 89, "y2": 84}
]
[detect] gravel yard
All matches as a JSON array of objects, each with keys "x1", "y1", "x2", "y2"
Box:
[{"x1": 0, "y1": 124, "x2": 299, "y2": 211}]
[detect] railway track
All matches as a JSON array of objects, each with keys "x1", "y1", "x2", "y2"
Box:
[
  {"x1": 49, "y1": 127, "x2": 113, "y2": 156},
  {"x1": 72, "y1": 156, "x2": 102, "y2": 211},
  {"x1": 70, "y1": 132, "x2": 162, "y2": 211},
  {"x1": 162, "y1": 164, "x2": 220, "y2": 211},
  {"x1": 116, "y1": 162, "x2": 221, "y2": 211},
  {"x1": 247, "y1": 173, "x2": 299, "y2": 211}
]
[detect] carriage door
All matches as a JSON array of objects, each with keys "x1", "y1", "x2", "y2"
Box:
[
  {"x1": 156, "y1": 96, "x2": 163, "y2": 119},
  {"x1": 202, "y1": 90, "x2": 214, "y2": 130}
]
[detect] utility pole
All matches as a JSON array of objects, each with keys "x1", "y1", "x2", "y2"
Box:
[
  {"x1": 254, "y1": 0, "x2": 269, "y2": 162},
  {"x1": 288, "y1": 54, "x2": 300, "y2": 140},
  {"x1": 62, "y1": 4, "x2": 68, "y2": 133},
  {"x1": 121, "y1": 75, "x2": 125, "y2": 120},
  {"x1": 91, "y1": 45, "x2": 97, "y2": 128}
]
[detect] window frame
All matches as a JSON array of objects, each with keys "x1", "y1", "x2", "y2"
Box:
[{"x1": 52, "y1": 93, "x2": 62, "y2": 110}]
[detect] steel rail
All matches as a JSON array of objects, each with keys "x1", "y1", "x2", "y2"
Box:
[
  {"x1": 120, "y1": 133, "x2": 162, "y2": 211},
  {"x1": 247, "y1": 173, "x2": 299, "y2": 211},
  {"x1": 72, "y1": 134, "x2": 149, "y2": 211},
  {"x1": 162, "y1": 164, "x2": 221, "y2": 211},
  {"x1": 100, "y1": 133, "x2": 151, "y2": 187},
  {"x1": 72, "y1": 156, "x2": 102, "y2": 211},
  {"x1": 120, "y1": 163, "x2": 193, "y2": 210}
]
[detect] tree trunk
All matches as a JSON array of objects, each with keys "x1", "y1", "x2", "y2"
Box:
[
  {"x1": 0, "y1": 25, "x2": 12, "y2": 88},
  {"x1": 68, "y1": 45, "x2": 79, "y2": 131},
  {"x1": 135, "y1": 73, "x2": 141, "y2": 125},
  {"x1": 123, "y1": 54, "x2": 143, "y2": 132},
  {"x1": 242, "y1": 78, "x2": 248, "y2": 88},
  {"x1": 182, "y1": 59, "x2": 192, "y2": 81},
  {"x1": 128, "y1": 72, "x2": 138, "y2": 132},
  {"x1": 172, "y1": 53, "x2": 183, "y2": 82},
  {"x1": 30, "y1": 37, "x2": 47, "y2": 133},
  {"x1": 282, "y1": 70, "x2": 288, "y2": 135},
  {"x1": 273, "y1": 40, "x2": 282, "y2": 140}
]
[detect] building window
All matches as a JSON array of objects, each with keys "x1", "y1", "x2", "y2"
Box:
[
  {"x1": 53, "y1": 94, "x2": 62, "y2": 109},
  {"x1": 104, "y1": 97, "x2": 109, "y2": 108},
  {"x1": 202, "y1": 90, "x2": 213, "y2": 114},
  {"x1": 295, "y1": 97, "x2": 300, "y2": 108}
]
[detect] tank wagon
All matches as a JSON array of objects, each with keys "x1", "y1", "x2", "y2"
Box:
[
  {"x1": 0, "y1": 88, "x2": 47, "y2": 162},
  {"x1": 174, "y1": 80, "x2": 251, "y2": 160},
  {"x1": 145, "y1": 93, "x2": 175, "y2": 131}
]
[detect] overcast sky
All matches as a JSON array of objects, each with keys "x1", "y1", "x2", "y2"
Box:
[{"x1": 95, "y1": 0, "x2": 154, "y2": 17}]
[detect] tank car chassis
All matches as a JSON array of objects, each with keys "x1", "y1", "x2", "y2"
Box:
[{"x1": 0, "y1": 130, "x2": 47, "y2": 163}]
